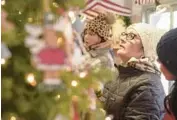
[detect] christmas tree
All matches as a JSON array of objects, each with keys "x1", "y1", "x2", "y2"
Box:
[
  {"x1": 1, "y1": 0, "x2": 131, "y2": 120},
  {"x1": 1, "y1": 0, "x2": 111, "y2": 120}
]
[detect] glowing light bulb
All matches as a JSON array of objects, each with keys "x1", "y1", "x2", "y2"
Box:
[
  {"x1": 26, "y1": 73, "x2": 36, "y2": 86},
  {"x1": 1, "y1": 58, "x2": 6, "y2": 65},
  {"x1": 10, "y1": 116, "x2": 16, "y2": 120},
  {"x1": 71, "y1": 80, "x2": 78, "y2": 87},
  {"x1": 79, "y1": 71, "x2": 87, "y2": 78},
  {"x1": 52, "y1": 2, "x2": 59, "y2": 7},
  {"x1": 55, "y1": 94, "x2": 60, "y2": 100}
]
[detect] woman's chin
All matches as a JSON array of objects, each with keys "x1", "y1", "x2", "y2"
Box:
[{"x1": 116, "y1": 49, "x2": 125, "y2": 56}]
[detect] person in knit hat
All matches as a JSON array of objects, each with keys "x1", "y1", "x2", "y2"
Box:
[
  {"x1": 101, "y1": 23, "x2": 166, "y2": 120},
  {"x1": 156, "y1": 28, "x2": 177, "y2": 120},
  {"x1": 80, "y1": 13, "x2": 116, "y2": 71}
]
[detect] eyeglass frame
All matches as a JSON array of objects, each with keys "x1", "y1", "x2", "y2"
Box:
[{"x1": 119, "y1": 32, "x2": 138, "y2": 41}]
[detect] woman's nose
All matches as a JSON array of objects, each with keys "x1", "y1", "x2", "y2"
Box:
[{"x1": 120, "y1": 39, "x2": 126, "y2": 44}]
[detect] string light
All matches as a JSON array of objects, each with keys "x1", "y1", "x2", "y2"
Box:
[
  {"x1": 10, "y1": 116, "x2": 16, "y2": 120},
  {"x1": 79, "y1": 71, "x2": 87, "y2": 78},
  {"x1": 1, "y1": 0, "x2": 5, "y2": 5},
  {"x1": 18, "y1": 11, "x2": 22, "y2": 15},
  {"x1": 26, "y1": 73, "x2": 37, "y2": 86},
  {"x1": 52, "y1": 2, "x2": 59, "y2": 7},
  {"x1": 71, "y1": 80, "x2": 78, "y2": 87},
  {"x1": 1, "y1": 58, "x2": 6, "y2": 65},
  {"x1": 55, "y1": 94, "x2": 60, "y2": 100},
  {"x1": 28, "y1": 18, "x2": 33, "y2": 22}
]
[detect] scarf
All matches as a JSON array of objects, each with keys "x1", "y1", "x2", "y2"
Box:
[
  {"x1": 122, "y1": 57, "x2": 160, "y2": 75},
  {"x1": 84, "y1": 40, "x2": 111, "y2": 57}
]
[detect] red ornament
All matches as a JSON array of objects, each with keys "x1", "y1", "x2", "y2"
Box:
[{"x1": 37, "y1": 47, "x2": 66, "y2": 65}]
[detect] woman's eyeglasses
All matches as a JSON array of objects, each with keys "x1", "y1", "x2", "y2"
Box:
[{"x1": 120, "y1": 32, "x2": 137, "y2": 41}]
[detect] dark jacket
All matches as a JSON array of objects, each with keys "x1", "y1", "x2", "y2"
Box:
[{"x1": 102, "y1": 66, "x2": 165, "y2": 120}]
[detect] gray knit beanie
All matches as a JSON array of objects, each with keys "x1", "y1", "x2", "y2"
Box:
[{"x1": 128, "y1": 23, "x2": 167, "y2": 62}]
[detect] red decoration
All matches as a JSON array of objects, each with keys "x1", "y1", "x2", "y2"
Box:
[{"x1": 37, "y1": 47, "x2": 66, "y2": 65}]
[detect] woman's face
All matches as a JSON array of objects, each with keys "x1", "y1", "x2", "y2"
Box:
[
  {"x1": 115, "y1": 28, "x2": 144, "y2": 63},
  {"x1": 83, "y1": 30, "x2": 101, "y2": 47},
  {"x1": 159, "y1": 61, "x2": 176, "y2": 81}
]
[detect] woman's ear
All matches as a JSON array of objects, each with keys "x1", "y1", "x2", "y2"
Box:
[{"x1": 159, "y1": 62, "x2": 176, "y2": 80}]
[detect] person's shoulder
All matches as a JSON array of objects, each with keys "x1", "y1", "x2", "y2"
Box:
[
  {"x1": 136, "y1": 72, "x2": 161, "y2": 82},
  {"x1": 130, "y1": 72, "x2": 161, "y2": 89}
]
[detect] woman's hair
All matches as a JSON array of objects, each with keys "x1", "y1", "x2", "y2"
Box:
[{"x1": 164, "y1": 81, "x2": 177, "y2": 119}]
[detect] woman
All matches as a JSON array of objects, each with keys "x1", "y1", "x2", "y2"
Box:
[
  {"x1": 102, "y1": 23, "x2": 166, "y2": 120},
  {"x1": 156, "y1": 28, "x2": 177, "y2": 120},
  {"x1": 80, "y1": 13, "x2": 115, "y2": 71}
]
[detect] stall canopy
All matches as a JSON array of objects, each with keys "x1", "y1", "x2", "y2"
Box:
[{"x1": 81, "y1": 0, "x2": 131, "y2": 19}]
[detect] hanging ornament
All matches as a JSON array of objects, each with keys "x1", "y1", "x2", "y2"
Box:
[
  {"x1": 1, "y1": 42, "x2": 11, "y2": 59},
  {"x1": 34, "y1": 28, "x2": 68, "y2": 85}
]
